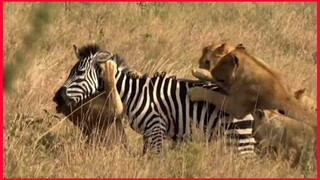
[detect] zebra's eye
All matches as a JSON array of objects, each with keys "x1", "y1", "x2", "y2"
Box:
[{"x1": 75, "y1": 70, "x2": 85, "y2": 75}]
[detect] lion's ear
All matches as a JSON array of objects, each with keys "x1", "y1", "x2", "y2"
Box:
[
  {"x1": 220, "y1": 43, "x2": 226, "y2": 48},
  {"x1": 254, "y1": 109, "x2": 265, "y2": 120},
  {"x1": 215, "y1": 43, "x2": 236, "y2": 55},
  {"x1": 229, "y1": 54, "x2": 240, "y2": 80},
  {"x1": 211, "y1": 53, "x2": 240, "y2": 93},
  {"x1": 202, "y1": 46, "x2": 209, "y2": 55},
  {"x1": 215, "y1": 43, "x2": 229, "y2": 55},
  {"x1": 294, "y1": 88, "x2": 306, "y2": 100},
  {"x1": 216, "y1": 43, "x2": 227, "y2": 52},
  {"x1": 236, "y1": 43, "x2": 245, "y2": 50},
  {"x1": 231, "y1": 54, "x2": 239, "y2": 68}
]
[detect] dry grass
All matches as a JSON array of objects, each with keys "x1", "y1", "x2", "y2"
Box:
[{"x1": 3, "y1": 2, "x2": 316, "y2": 178}]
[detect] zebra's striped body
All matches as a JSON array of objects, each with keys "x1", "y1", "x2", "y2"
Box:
[
  {"x1": 115, "y1": 69, "x2": 255, "y2": 154},
  {"x1": 54, "y1": 44, "x2": 256, "y2": 155}
]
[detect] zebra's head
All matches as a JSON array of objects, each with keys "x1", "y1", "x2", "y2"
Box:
[{"x1": 53, "y1": 44, "x2": 114, "y2": 112}]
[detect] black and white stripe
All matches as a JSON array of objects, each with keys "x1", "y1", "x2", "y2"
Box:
[
  {"x1": 58, "y1": 44, "x2": 256, "y2": 155},
  {"x1": 114, "y1": 69, "x2": 255, "y2": 154}
]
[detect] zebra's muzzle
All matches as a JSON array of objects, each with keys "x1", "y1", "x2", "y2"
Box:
[{"x1": 53, "y1": 86, "x2": 72, "y2": 112}]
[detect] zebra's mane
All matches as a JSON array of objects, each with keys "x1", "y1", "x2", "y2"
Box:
[
  {"x1": 112, "y1": 54, "x2": 128, "y2": 73},
  {"x1": 152, "y1": 71, "x2": 167, "y2": 78},
  {"x1": 77, "y1": 44, "x2": 101, "y2": 59},
  {"x1": 125, "y1": 70, "x2": 148, "y2": 80},
  {"x1": 124, "y1": 70, "x2": 167, "y2": 81}
]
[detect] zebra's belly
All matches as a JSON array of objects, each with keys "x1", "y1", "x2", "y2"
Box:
[{"x1": 128, "y1": 117, "x2": 147, "y2": 135}]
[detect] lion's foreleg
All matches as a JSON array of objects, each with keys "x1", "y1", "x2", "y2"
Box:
[
  {"x1": 191, "y1": 68, "x2": 213, "y2": 82},
  {"x1": 188, "y1": 87, "x2": 229, "y2": 111},
  {"x1": 100, "y1": 60, "x2": 123, "y2": 116}
]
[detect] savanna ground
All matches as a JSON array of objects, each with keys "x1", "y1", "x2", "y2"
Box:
[{"x1": 3, "y1": 2, "x2": 317, "y2": 178}]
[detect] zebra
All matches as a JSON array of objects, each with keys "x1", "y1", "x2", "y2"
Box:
[{"x1": 53, "y1": 44, "x2": 256, "y2": 155}]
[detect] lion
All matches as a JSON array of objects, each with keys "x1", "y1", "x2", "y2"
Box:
[
  {"x1": 253, "y1": 109, "x2": 316, "y2": 167},
  {"x1": 192, "y1": 42, "x2": 316, "y2": 166},
  {"x1": 195, "y1": 43, "x2": 316, "y2": 114},
  {"x1": 189, "y1": 45, "x2": 316, "y2": 127}
]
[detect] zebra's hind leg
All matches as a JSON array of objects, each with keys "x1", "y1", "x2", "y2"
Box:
[
  {"x1": 170, "y1": 135, "x2": 184, "y2": 150},
  {"x1": 142, "y1": 122, "x2": 166, "y2": 155},
  {"x1": 142, "y1": 136, "x2": 149, "y2": 155},
  {"x1": 225, "y1": 114, "x2": 257, "y2": 157}
]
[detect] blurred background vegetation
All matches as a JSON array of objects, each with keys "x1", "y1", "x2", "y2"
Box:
[
  {"x1": 3, "y1": 2, "x2": 316, "y2": 178},
  {"x1": 4, "y1": 3, "x2": 58, "y2": 91}
]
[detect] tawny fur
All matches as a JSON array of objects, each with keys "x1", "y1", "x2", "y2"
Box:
[
  {"x1": 99, "y1": 60, "x2": 124, "y2": 116},
  {"x1": 189, "y1": 45, "x2": 316, "y2": 126},
  {"x1": 253, "y1": 109, "x2": 316, "y2": 167},
  {"x1": 59, "y1": 93, "x2": 127, "y2": 146},
  {"x1": 198, "y1": 42, "x2": 235, "y2": 70},
  {"x1": 192, "y1": 42, "x2": 317, "y2": 166}
]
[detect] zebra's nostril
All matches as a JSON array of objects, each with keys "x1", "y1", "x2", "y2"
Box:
[
  {"x1": 53, "y1": 87, "x2": 68, "y2": 106},
  {"x1": 53, "y1": 95, "x2": 58, "y2": 103}
]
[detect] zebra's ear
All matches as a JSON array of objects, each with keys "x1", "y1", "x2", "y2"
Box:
[
  {"x1": 73, "y1": 45, "x2": 81, "y2": 60},
  {"x1": 93, "y1": 52, "x2": 114, "y2": 63}
]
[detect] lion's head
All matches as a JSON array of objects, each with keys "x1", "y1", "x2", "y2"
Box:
[{"x1": 198, "y1": 43, "x2": 235, "y2": 70}]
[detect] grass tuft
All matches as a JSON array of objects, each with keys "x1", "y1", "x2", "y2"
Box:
[{"x1": 3, "y1": 2, "x2": 316, "y2": 178}]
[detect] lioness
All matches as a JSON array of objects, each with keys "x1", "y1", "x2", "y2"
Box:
[
  {"x1": 192, "y1": 42, "x2": 316, "y2": 166},
  {"x1": 196, "y1": 43, "x2": 316, "y2": 113},
  {"x1": 189, "y1": 45, "x2": 316, "y2": 126},
  {"x1": 253, "y1": 109, "x2": 316, "y2": 167}
]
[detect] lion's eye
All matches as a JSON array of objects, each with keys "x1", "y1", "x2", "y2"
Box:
[
  {"x1": 205, "y1": 60, "x2": 210, "y2": 65},
  {"x1": 277, "y1": 108, "x2": 286, "y2": 115}
]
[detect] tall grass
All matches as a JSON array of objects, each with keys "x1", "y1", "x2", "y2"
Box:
[
  {"x1": 4, "y1": 3, "x2": 57, "y2": 91},
  {"x1": 3, "y1": 2, "x2": 316, "y2": 177}
]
